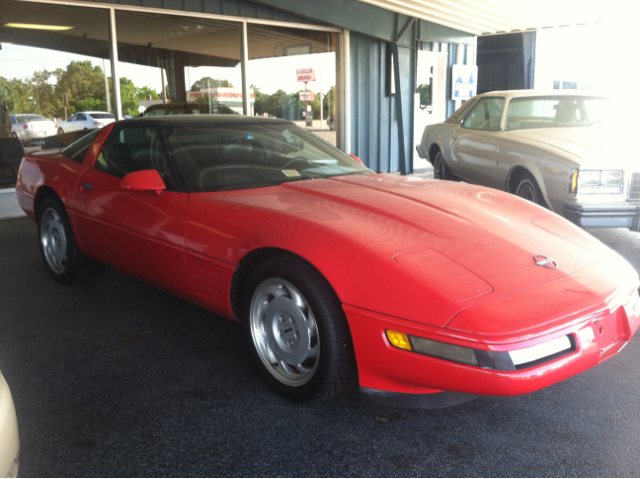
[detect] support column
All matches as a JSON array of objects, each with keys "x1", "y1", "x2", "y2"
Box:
[
  {"x1": 392, "y1": 43, "x2": 413, "y2": 175},
  {"x1": 108, "y1": 8, "x2": 122, "y2": 120},
  {"x1": 241, "y1": 21, "x2": 250, "y2": 116},
  {"x1": 336, "y1": 30, "x2": 350, "y2": 153}
]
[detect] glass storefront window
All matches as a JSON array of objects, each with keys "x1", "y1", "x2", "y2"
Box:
[
  {"x1": 247, "y1": 25, "x2": 337, "y2": 145},
  {"x1": 114, "y1": 11, "x2": 242, "y2": 118}
]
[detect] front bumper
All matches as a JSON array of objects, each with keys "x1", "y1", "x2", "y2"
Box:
[
  {"x1": 0, "y1": 373, "x2": 19, "y2": 478},
  {"x1": 564, "y1": 202, "x2": 640, "y2": 229},
  {"x1": 415, "y1": 144, "x2": 426, "y2": 159},
  {"x1": 345, "y1": 285, "x2": 640, "y2": 408}
]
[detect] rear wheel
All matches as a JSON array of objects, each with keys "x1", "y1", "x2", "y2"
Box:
[
  {"x1": 515, "y1": 174, "x2": 544, "y2": 206},
  {"x1": 38, "y1": 196, "x2": 104, "y2": 283},
  {"x1": 242, "y1": 255, "x2": 357, "y2": 401},
  {"x1": 433, "y1": 151, "x2": 454, "y2": 180}
]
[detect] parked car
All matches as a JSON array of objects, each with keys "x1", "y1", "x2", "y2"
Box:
[
  {"x1": 0, "y1": 369, "x2": 19, "y2": 477},
  {"x1": 141, "y1": 102, "x2": 238, "y2": 117},
  {"x1": 417, "y1": 90, "x2": 640, "y2": 230},
  {"x1": 16, "y1": 115, "x2": 640, "y2": 409},
  {"x1": 10, "y1": 114, "x2": 57, "y2": 145},
  {"x1": 57, "y1": 111, "x2": 115, "y2": 134}
]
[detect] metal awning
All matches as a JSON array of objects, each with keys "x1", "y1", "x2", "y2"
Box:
[{"x1": 356, "y1": 0, "x2": 623, "y2": 35}]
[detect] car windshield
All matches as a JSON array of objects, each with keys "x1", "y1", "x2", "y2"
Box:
[
  {"x1": 162, "y1": 123, "x2": 371, "y2": 192},
  {"x1": 505, "y1": 96, "x2": 611, "y2": 130},
  {"x1": 15, "y1": 114, "x2": 47, "y2": 122},
  {"x1": 89, "y1": 113, "x2": 115, "y2": 120}
]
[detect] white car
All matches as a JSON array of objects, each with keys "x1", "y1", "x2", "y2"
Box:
[
  {"x1": 0, "y1": 369, "x2": 19, "y2": 478},
  {"x1": 10, "y1": 114, "x2": 57, "y2": 145},
  {"x1": 417, "y1": 90, "x2": 640, "y2": 230},
  {"x1": 57, "y1": 111, "x2": 115, "y2": 134}
]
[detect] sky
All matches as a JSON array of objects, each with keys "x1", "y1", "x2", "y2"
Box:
[{"x1": 0, "y1": 43, "x2": 337, "y2": 95}]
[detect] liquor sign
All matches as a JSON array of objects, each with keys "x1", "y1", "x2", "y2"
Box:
[
  {"x1": 296, "y1": 68, "x2": 316, "y2": 83},
  {"x1": 299, "y1": 91, "x2": 315, "y2": 102}
]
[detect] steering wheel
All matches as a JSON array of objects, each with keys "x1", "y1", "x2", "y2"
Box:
[
  {"x1": 197, "y1": 166, "x2": 219, "y2": 192},
  {"x1": 283, "y1": 157, "x2": 310, "y2": 169}
]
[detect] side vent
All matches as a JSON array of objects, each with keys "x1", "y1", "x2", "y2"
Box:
[{"x1": 189, "y1": 256, "x2": 222, "y2": 304}]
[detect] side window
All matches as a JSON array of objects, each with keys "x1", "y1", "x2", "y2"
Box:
[
  {"x1": 67, "y1": 114, "x2": 76, "y2": 122},
  {"x1": 95, "y1": 127, "x2": 174, "y2": 188},
  {"x1": 462, "y1": 97, "x2": 505, "y2": 131},
  {"x1": 77, "y1": 114, "x2": 87, "y2": 122}
]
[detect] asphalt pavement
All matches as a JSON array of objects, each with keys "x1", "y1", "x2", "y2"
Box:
[{"x1": 1, "y1": 215, "x2": 640, "y2": 477}]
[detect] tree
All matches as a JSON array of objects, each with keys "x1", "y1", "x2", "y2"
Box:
[
  {"x1": 54, "y1": 61, "x2": 107, "y2": 117},
  {"x1": 190, "y1": 77, "x2": 233, "y2": 92}
]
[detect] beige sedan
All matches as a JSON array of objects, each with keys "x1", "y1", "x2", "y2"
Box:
[
  {"x1": 417, "y1": 90, "x2": 640, "y2": 230},
  {"x1": 0, "y1": 369, "x2": 18, "y2": 477}
]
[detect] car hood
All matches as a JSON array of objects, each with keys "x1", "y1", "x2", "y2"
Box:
[
  {"x1": 203, "y1": 173, "x2": 612, "y2": 328},
  {"x1": 507, "y1": 126, "x2": 636, "y2": 168}
]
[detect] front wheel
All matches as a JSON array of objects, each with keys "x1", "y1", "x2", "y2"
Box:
[
  {"x1": 242, "y1": 255, "x2": 357, "y2": 401},
  {"x1": 433, "y1": 151, "x2": 455, "y2": 180},
  {"x1": 38, "y1": 197, "x2": 104, "y2": 283},
  {"x1": 515, "y1": 174, "x2": 544, "y2": 206}
]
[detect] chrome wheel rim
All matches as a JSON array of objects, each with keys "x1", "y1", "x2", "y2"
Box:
[
  {"x1": 40, "y1": 208, "x2": 68, "y2": 274},
  {"x1": 517, "y1": 181, "x2": 536, "y2": 202},
  {"x1": 249, "y1": 278, "x2": 319, "y2": 386}
]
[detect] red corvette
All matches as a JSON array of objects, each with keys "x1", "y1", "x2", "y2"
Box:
[{"x1": 15, "y1": 116, "x2": 640, "y2": 408}]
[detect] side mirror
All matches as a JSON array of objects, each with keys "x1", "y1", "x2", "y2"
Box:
[
  {"x1": 121, "y1": 169, "x2": 166, "y2": 195},
  {"x1": 349, "y1": 154, "x2": 364, "y2": 165}
]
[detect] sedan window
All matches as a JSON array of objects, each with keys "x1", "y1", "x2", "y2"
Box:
[
  {"x1": 77, "y1": 114, "x2": 87, "y2": 122},
  {"x1": 462, "y1": 97, "x2": 505, "y2": 131},
  {"x1": 505, "y1": 96, "x2": 611, "y2": 130}
]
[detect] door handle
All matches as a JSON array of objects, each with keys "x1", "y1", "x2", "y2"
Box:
[{"x1": 80, "y1": 183, "x2": 94, "y2": 192}]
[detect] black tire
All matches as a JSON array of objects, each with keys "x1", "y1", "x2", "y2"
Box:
[
  {"x1": 514, "y1": 174, "x2": 544, "y2": 206},
  {"x1": 57, "y1": 128, "x2": 64, "y2": 135},
  {"x1": 433, "y1": 150, "x2": 455, "y2": 180},
  {"x1": 37, "y1": 196, "x2": 104, "y2": 284},
  {"x1": 242, "y1": 255, "x2": 357, "y2": 401}
]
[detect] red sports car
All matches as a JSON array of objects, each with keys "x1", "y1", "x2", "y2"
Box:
[{"x1": 15, "y1": 116, "x2": 640, "y2": 409}]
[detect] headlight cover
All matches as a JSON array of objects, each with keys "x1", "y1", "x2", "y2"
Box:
[
  {"x1": 385, "y1": 330, "x2": 576, "y2": 371},
  {"x1": 570, "y1": 169, "x2": 623, "y2": 195}
]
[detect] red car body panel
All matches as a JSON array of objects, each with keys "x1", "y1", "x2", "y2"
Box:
[{"x1": 15, "y1": 125, "x2": 640, "y2": 399}]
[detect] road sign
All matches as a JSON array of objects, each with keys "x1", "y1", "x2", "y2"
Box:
[
  {"x1": 296, "y1": 68, "x2": 316, "y2": 83},
  {"x1": 299, "y1": 91, "x2": 315, "y2": 102}
]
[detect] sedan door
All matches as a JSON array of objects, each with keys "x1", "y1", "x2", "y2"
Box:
[
  {"x1": 70, "y1": 125, "x2": 188, "y2": 293},
  {"x1": 450, "y1": 97, "x2": 509, "y2": 189}
]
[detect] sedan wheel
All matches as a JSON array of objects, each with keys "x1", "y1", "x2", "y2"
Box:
[
  {"x1": 243, "y1": 255, "x2": 357, "y2": 400},
  {"x1": 433, "y1": 151, "x2": 453, "y2": 180},
  {"x1": 515, "y1": 175, "x2": 544, "y2": 206},
  {"x1": 57, "y1": 128, "x2": 64, "y2": 135}
]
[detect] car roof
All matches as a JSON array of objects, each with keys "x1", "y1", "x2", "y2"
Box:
[
  {"x1": 478, "y1": 90, "x2": 609, "y2": 100},
  {"x1": 114, "y1": 114, "x2": 294, "y2": 128}
]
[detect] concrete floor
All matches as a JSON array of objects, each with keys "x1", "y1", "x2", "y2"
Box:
[{"x1": 1, "y1": 213, "x2": 640, "y2": 476}]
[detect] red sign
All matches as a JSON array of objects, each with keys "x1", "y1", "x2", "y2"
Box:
[
  {"x1": 299, "y1": 91, "x2": 315, "y2": 102},
  {"x1": 296, "y1": 68, "x2": 316, "y2": 82}
]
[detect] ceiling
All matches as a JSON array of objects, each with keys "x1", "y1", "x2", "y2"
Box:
[{"x1": 356, "y1": 0, "x2": 625, "y2": 35}]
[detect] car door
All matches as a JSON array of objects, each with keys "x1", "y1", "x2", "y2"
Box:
[
  {"x1": 69, "y1": 125, "x2": 189, "y2": 293},
  {"x1": 75, "y1": 113, "x2": 88, "y2": 132},
  {"x1": 450, "y1": 97, "x2": 508, "y2": 189}
]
